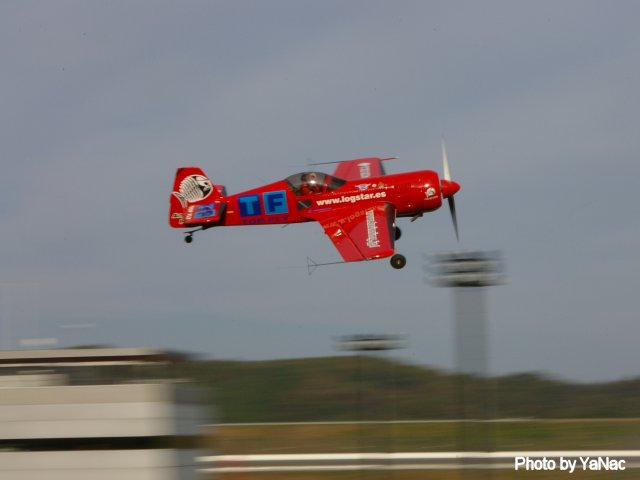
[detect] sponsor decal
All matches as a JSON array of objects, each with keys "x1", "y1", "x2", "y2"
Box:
[
  {"x1": 315, "y1": 191, "x2": 387, "y2": 207},
  {"x1": 184, "y1": 203, "x2": 218, "y2": 221},
  {"x1": 356, "y1": 183, "x2": 371, "y2": 191},
  {"x1": 238, "y1": 194, "x2": 262, "y2": 217},
  {"x1": 358, "y1": 162, "x2": 372, "y2": 178},
  {"x1": 173, "y1": 175, "x2": 212, "y2": 207},
  {"x1": 263, "y1": 191, "x2": 288, "y2": 215},
  {"x1": 239, "y1": 191, "x2": 289, "y2": 217},
  {"x1": 426, "y1": 187, "x2": 437, "y2": 199},
  {"x1": 365, "y1": 209, "x2": 380, "y2": 248},
  {"x1": 331, "y1": 209, "x2": 365, "y2": 229},
  {"x1": 241, "y1": 215, "x2": 289, "y2": 225},
  {"x1": 194, "y1": 203, "x2": 217, "y2": 219},
  {"x1": 171, "y1": 213, "x2": 185, "y2": 224}
]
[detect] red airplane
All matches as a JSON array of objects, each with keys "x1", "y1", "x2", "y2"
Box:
[{"x1": 169, "y1": 141, "x2": 460, "y2": 269}]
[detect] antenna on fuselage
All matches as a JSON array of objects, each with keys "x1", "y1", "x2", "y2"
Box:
[{"x1": 307, "y1": 157, "x2": 398, "y2": 167}]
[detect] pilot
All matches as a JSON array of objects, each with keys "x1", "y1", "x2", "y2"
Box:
[{"x1": 300, "y1": 172, "x2": 321, "y2": 195}]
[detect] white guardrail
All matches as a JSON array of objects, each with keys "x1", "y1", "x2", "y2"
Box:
[{"x1": 199, "y1": 451, "x2": 640, "y2": 473}]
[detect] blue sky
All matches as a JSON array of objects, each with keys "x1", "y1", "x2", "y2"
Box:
[{"x1": 1, "y1": 0, "x2": 639, "y2": 382}]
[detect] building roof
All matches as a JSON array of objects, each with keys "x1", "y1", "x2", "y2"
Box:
[{"x1": 0, "y1": 347, "x2": 187, "y2": 367}]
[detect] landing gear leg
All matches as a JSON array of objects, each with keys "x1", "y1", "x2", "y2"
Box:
[
  {"x1": 390, "y1": 254, "x2": 406, "y2": 269},
  {"x1": 183, "y1": 224, "x2": 214, "y2": 244}
]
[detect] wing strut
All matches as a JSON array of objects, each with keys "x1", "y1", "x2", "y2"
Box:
[{"x1": 306, "y1": 257, "x2": 347, "y2": 275}]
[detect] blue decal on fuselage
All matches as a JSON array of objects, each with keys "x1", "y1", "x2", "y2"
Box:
[
  {"x1": 238, "y1": 194, "x2": 262, "y2": 217},
  {"x1": 263, "y1": 191, "x2": 288, "y2": 215},
  {"x1": 194, "y1": 203, "x2": 216, "y2": 218},
  {"x1": 239, "y1": 191, "x2": 289, "y2": 217}
]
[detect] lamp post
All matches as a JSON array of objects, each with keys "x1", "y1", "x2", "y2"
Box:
[
  {"x1": 338, "y1": 334, "x2": 407, "y2": 353},
  {"x1": 426, "y1": 251, "x2": 505, "y2": 475},
  {"x1": 336, "y1": 334, "x2": 407, "y2": 477},
  {"x1": 427, "y1": 251, "x2": 505, "y2": 375}
]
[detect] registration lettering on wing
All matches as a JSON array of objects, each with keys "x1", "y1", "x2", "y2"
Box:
[{"x1": 365, "y1": 209, "x2": 380, "y2": 248}]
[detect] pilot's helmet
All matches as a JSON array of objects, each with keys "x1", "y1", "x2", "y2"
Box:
[{"x1": 307, "y1": 172, "x2": 318, "y2": 186}]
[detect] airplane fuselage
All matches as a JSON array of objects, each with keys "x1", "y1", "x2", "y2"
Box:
[{"x1": 215, "y1": 170, "x2": 444, "y2": 227}]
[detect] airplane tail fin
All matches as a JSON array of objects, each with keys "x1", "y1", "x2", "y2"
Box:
[{"x1": 169, "y1": 167, "x2": 226, "y2": 228}]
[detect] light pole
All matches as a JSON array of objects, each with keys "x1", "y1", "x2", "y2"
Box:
[
  {"x1": 426, "y1": 251, "x2": 505, "y2": 474},
  {"x1": 338, "y1": 334, "x2": 407, "y2": 354},
  {"x1": 336, "y1": 334, "x2": 407, "y2": 477}
]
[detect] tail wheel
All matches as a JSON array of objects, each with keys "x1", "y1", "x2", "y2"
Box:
[
  {"x1": 390, "y1": 254, "x2": 406, "y2": 269},
  {"x1": 184, "y1": 234, "x2": 193, "y2": 244}
]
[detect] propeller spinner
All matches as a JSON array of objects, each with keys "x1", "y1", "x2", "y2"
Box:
[{"x1": 439, "y1": 138, "x2": 460, "y2": 240}]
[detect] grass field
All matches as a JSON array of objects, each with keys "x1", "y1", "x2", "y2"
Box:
[
  {"x1": 168, "y1": 356, "x2": 640, "y2": 478},
  {"x1": 204, "y1": 419, "x2": 640, "y2": 479},
  {"x1": 214, "y1": 472, "x2": 640, "y2": 480},
  {"x1": 207, "y1": 419, "x2": 640, "y2": 454}
]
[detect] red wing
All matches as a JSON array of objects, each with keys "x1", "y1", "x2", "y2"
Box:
[
  {"x1": 332, "y1": 157, "x2": 393, "y2": 180},
  {"x1": 311, "y1": 203, "x2": 396, "y2": 262}
]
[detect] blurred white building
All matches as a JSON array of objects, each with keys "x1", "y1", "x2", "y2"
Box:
[{"x1": 0, "y1": 348, "x2": 208, "y2": 480}]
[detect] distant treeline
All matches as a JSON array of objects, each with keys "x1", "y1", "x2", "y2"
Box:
[{"x1": 163, "y1": 356, "x2": 640, "y2": 423}]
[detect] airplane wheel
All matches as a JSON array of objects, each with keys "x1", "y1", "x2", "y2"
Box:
[
  {"x1": 184, "y1": 234, "x2": 193, "y2": 244},
  {"x1": 390, "y1": 254, "x2": 406, "y2": 269},
  {"x1": 395, "y1": 226, "x2": 402, "y2": 241}
]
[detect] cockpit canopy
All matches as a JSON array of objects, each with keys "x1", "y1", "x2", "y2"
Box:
[{"x1": 285, "y1": 172, "x2": 346, "y2": 196}]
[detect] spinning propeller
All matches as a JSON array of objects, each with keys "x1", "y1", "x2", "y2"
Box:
[{"x1": 439, "y1": 138, "x2": 461, "y2": 240}]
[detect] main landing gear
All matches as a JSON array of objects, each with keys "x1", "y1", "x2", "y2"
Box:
[
  {"x1": 390, "y1": 254, "x2": 406, "y2": 269},
  {"x1": 390, "y1": 224, "x2": 405, "y2": 269},
  {"x1": 183, "y1": 225, "x2": 212, "y2": 244}
]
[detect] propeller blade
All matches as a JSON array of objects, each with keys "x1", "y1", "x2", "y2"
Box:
[
  {"x1": 441, "y1": 137, "x2": 459, "y2": 241},
  {"x1": 448, "y1": 196, "x2": 459, "y2": 241},
  {"x1": 441, "y1": 137, "x2": 451, "y2": 181}
]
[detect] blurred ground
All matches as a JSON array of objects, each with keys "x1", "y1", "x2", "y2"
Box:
[{"x1": 207, "y1": 419, "x2": 640, "y2": 454}]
